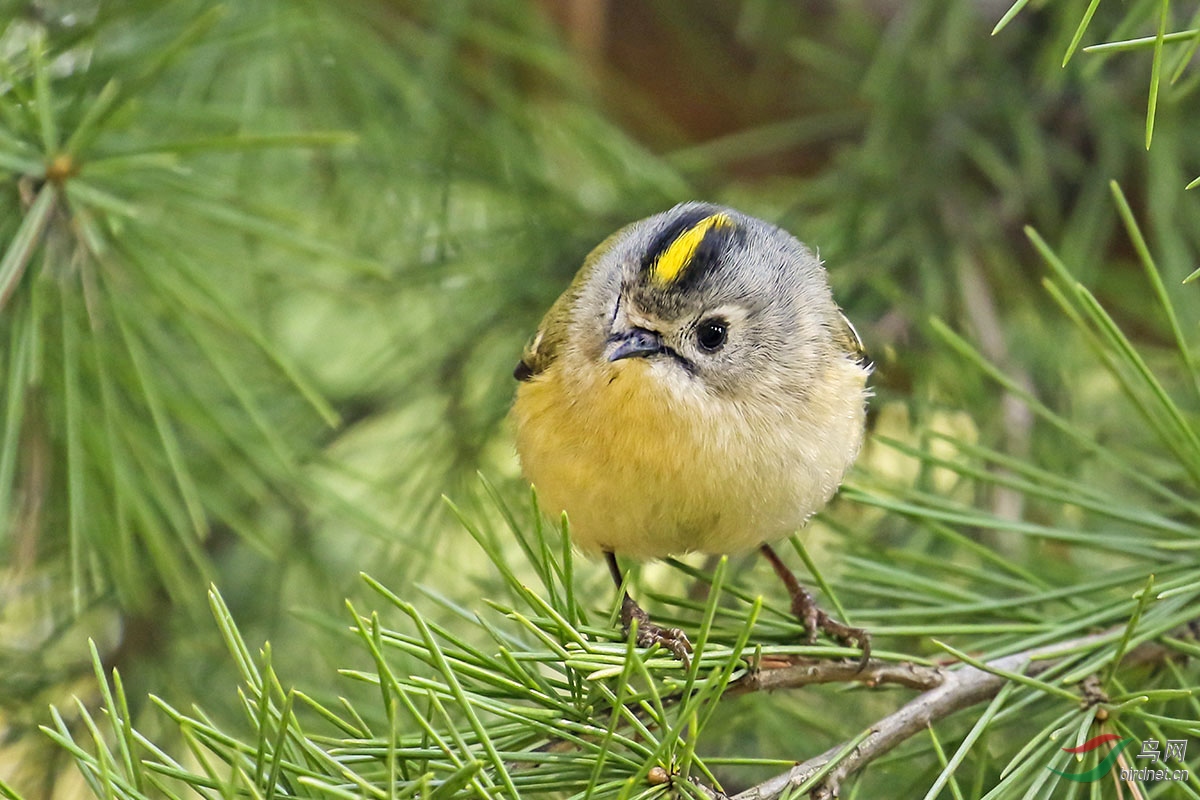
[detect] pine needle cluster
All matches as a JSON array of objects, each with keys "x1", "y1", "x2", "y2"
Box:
[{"x1": 2, "y1": 1, "x2": 1199, "y2": 798}]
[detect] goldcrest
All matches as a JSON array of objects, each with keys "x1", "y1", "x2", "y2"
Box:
[{"x1": 512, "y1": 202, "x2": 871, "y2": 663}]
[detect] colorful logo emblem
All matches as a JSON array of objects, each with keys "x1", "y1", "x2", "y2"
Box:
[{"x1": 1049, "y1": 734, "x2": 1134, "y2": 783}]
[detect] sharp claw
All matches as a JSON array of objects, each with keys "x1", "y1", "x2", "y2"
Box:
[
  {"x1": 633, "y1": 621, "x2": 693, "y2": 667},
  {"x1": 761, "y1": 544, "x2": 872, "y2": 668},
  {"x1": 846, "y1": 627, "x2": 872, "y2": 671},
  {"x1": 857, "y1": 640, "x2": 871, "y2": 672},
  {"x1": 824, "y1": 618, "x2": 871, "y2": 670},
  {"x1": 792, "y1": 592, "x2": 870, "y2": 667},
  {"x1": 660, "y1": 632, "x2": 693, "y2": 670},
  {"x1": 620, "y1": 594, "x2": 693, "y2": 668}
]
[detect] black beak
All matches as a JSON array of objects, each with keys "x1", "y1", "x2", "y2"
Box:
[{"x1": 606, "y1": 327, "x2": 663, "y2": 362}]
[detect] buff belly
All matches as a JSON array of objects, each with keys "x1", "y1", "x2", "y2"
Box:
[{"x1": 512, "y1": 356, "x2": 867, "y2": 560}]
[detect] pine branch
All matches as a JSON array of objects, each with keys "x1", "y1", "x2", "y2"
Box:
[
  {"x1": 733, "y1": 656, "x2": 945, "y2": 695},
  {"x1": 734, "y1": 624, "x2": 1188, "y2": 800}
]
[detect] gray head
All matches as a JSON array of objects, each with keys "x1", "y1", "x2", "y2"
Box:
[{"x1": 569, "y1": 202, "x2": 858, "y2": 400}]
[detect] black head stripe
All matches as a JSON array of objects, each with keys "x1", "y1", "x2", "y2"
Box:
[
  {"x1": 673, "y1": 220, "x2": 742, "y2": 290},
  {"x1": 640, "y1": 207, "x2": 717, "y2": 275}
]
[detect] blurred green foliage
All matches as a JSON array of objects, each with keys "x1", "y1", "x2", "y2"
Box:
[{"x1": 1, "y1": 0, "x2": 1199, "y2": 797}]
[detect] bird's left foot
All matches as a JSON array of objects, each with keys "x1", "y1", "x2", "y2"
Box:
[
  {"x1": 620, "y1": 594, "x2": 693, "y2": 668},
  {"x1": 759, "y1": 543, "x2": 871, "y2": 669},
  {"x1": 789, "y1": 585, "x2": 871, "y2": 670}
]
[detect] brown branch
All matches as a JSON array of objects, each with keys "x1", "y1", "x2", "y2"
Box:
[
  {"x1": 732, "y1": 630, "x2": 1177, "y2": 800},
  {"x1": 730, "y1": 656, "x2": 946, "y2": 695}
]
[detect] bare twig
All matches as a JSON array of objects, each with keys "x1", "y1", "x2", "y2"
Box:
[
  {"x1": 732, "y1": 629, "x2": 1178, "y2": 800},
  {"x1": 731, "y1": 656, "x2": 945, "y2": 695}
]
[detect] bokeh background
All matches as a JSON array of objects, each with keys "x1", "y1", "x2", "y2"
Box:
[{"x1": 2, "y1": 0, "x2": 1199, "y2": 796}]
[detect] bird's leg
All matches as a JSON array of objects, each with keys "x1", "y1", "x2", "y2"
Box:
[
  {"x1": 759, "y1": 543, "x2": 871, "y2": 669},
  {"x1": 605, "y1": 551, "x2": 692, "y2": 667}
]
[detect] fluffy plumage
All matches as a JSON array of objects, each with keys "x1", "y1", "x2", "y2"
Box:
[{"x1": 512, "y1": 202, "x2": 870, "y2": 560}]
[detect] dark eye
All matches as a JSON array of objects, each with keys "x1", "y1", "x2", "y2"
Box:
[{"x1": 696, "y1": 318, "x2": 728, "y2": 352}]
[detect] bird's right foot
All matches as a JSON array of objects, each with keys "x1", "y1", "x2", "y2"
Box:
[{"x1": 620, "y1": 594, "x2": 693, "y2": 668}]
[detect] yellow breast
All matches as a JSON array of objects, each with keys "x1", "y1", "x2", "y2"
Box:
[{"x1": 511, "y1": 352, "x2": 867, "y2": 560}]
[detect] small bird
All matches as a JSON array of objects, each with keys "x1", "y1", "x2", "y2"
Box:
[{"x1": 511, "y1": 202, "x2": 871, "y2": 665}]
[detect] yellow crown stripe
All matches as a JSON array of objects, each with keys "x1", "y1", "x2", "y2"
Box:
[{"x1": 650, "y1": 213, "x2": 734, "y2": 285}]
